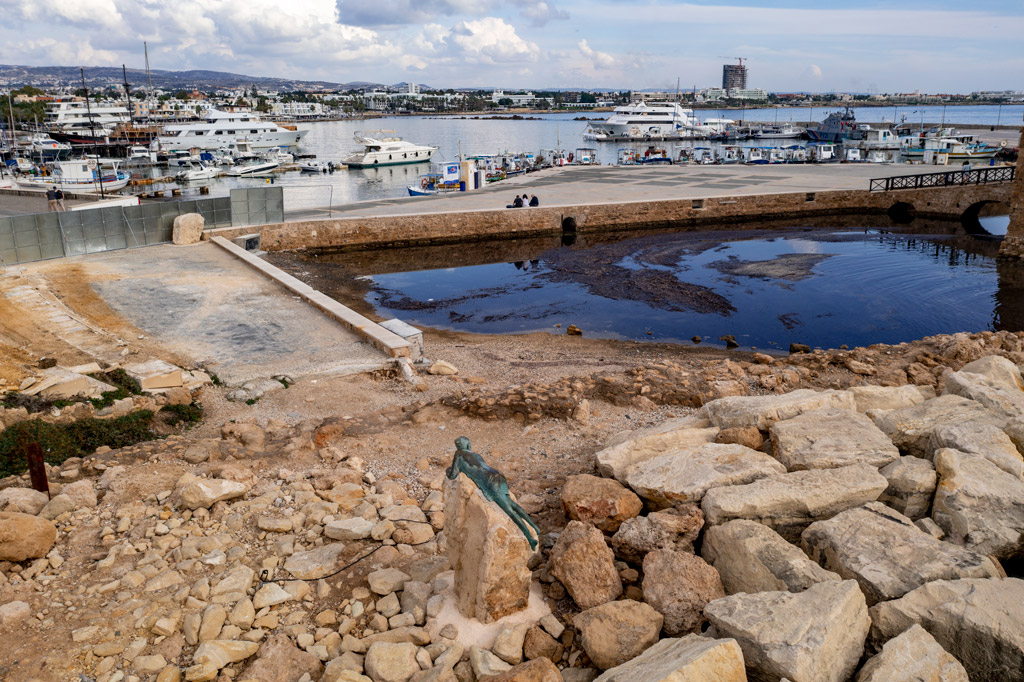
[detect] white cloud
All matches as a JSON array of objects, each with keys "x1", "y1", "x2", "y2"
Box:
[
  {"x1": 577, "y1": 40, "x2": 615, "y2": 69},
  {"x1": 3, "y1": 38, "x2": 119, "y2": 66},
  {"x1": 806, "y1": 64, "x2": 823, "y2": 80},
  {"x1": 444, "y1": 17, "x2": 539, "y2": 63},
  {"x1": 519, "y1": 0, "x2": 569, "y2": 26}
]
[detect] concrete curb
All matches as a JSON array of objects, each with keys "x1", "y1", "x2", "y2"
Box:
[{"x1": 210, "y1": 236, "x2": 411, "y2": 358}]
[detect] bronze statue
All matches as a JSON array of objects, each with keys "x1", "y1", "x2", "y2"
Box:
[{"x1": 447, "y1": 436, "x2": 540, "y2": 550}]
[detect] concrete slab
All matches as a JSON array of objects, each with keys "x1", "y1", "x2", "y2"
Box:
[{"x1": 78, "y1": 242, "x2": 391, "y2": 385}]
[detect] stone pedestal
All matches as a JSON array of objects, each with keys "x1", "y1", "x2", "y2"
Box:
[{"x1": 443, "y1": 473, "x2": 532, "y2": 623}]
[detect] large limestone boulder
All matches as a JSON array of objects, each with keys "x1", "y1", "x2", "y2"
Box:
[
  {"x1": 848, "y1": 385, "x2": 928, "y2": 413},
  {"x1": 930, "y1": 421, "x2": 1024, "y2": 480},
  {"x1": 700, "y1": 389, "x2": 855, "y2": 431},
  {"x1": 480, "y1": 658, "x2": 561, "y2": 682},
  {"x1": 172, "y1": 212, "x2": 205, "y2": 245},
  {"x1": 595, "y1": 415, "x2": 718, "y2": 482},
  {"x1": 877, "y1": 456, "x2": 937, "y2": 520},
  {"x1": 0, "y1": 511, "x2": 57, "y2": 561},
  {"x1": 701, "y1": 464, "x2": 888, "y2": 542},
  {"x1": 187, "y1": 639, "x2": 260, "y2": 680},
  {"x1": 855, "y1": 624, "x2": 967, "y2": 682},
  {"x1": 960, "y1": 355, "x2": 1024, "y2": 391},
  {"x1": 702, "y1": 519, "x2": 840, "y2": 595},
  {"x1": 592, "y1": 635, "x2": 746, "y2": 682},
  {"x1": 177, "y1": 476, "x2": 250, "y2": 510},
  {"x1": 704, "y1": 579, "x2": 869, "y2": 682},
  {"x1": 442, "y1": 473, "x2": 531, "y2": 623},
  {"x1": 549, "y1": 521, "x2": 621, "y2": 610},
  {"x1": 610, "y1": 505, "x2": 703, "y2": 563},
  {"x1": 0, "y1": 487, "x2": 49, "y2": 515},
  {"x1": 944, "y1": 369, "x2": 1024, "y2": 447},
  {"x1": 801, "y1": 502, "x2": 1000, "y2": 605},
  {"x1": 869, "y1": 578, "x2": 1024, "y2": 682},
  {"x1": 625, "y1": 443, "x2": 785, "y2": 509},
  {"x1": 769, "y1": 408, "x2": 899, "y2": 472},
  {"x1": 931, "y1": 448, "x2": 1024, "y2": 558},
  {"x1": 642, "y1": 549, "x2": 724, "y2": 636},
  {"x1": 573, "y1": 600, "x2": 664, "y2": 670},
  {"x1": 561, "y1": 474, "x2": 643, "y2": 532},
  {"x1": 870, "y1": 394, "x2": 1000, "y2": 458}
]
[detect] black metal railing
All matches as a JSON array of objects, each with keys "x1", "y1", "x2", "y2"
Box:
[{"x1": 870, "y1": 166, "x2": 1015, "y2": 192}]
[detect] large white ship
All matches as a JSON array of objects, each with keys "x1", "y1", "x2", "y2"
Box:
[
  {"x1": 157, "y1": 109, "x2": 306, "y2": 152},
  {"x1": 585, "y1": 102, "x2": 703, "y2": 140},
  {"x1": 44, "y1": 100, "x2": 132, "y2": 144}
]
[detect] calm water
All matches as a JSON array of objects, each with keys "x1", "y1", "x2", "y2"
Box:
[
  {"x1": 149, "y1": 103, "x2": 1022, "y2": 209},
  {"x1": 316, "y1": 226, "x2": 1024, "y2": 350}
]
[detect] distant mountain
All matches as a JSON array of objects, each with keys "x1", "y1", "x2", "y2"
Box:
[{"x1": 0, "y1": 64, "x2": 376, "y2": 91}]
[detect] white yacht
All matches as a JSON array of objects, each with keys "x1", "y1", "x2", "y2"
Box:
[
  {"x1": 584, "y1": 102, "x2": 699, "y2": 140},
  {"x1": 157, "y1": 110, "x2": 307, "y2": 152},
  {"x1": 44, "y1": 100, "x2": 132, "y2": 144},
  {"x1": 343, "y1": 132, "x2": 438, "y2": 168}
]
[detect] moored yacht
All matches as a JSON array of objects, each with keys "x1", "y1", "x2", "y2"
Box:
[
  {"x1": 157, "y1": 110, "x2": 306, "y2": 152},
  {"x1": 585, "y1": 102, "x2": 699, "y2": 140},
  {"x1": 343, "y1": 132, "x2": 437, "y2": 168}
]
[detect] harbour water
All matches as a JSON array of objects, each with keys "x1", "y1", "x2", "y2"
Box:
[
  {"x1": 145, "y1": 103, "x2": 1022, "y2": 209},
  {"x1": 291, "y1": 222, "x2": 1024, "y2": 351}
]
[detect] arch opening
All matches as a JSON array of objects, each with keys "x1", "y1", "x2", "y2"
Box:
[
  {"x1": 887, "y1": 201, "x2": 917, "y2": 224},
  {"x1": 561, "y1": 216, "x2": 577, "y2": 234},
  {"x1": 961, "y1": 200, "x2": 1010, "y2": 236}
]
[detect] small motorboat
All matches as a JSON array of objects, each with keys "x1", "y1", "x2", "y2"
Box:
[
  {"x1": 226, "y1": 160, "x2": 280, "y2": 177},
  {"x1": 175, "y1": 161, "x2": 219, "y2": 182},
  {"x1": 300, "y1": 161, "x2": 336, "y2": 173}
]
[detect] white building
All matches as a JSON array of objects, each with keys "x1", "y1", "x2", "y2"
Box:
[
  {"x1": 270, "y1": 101, "x2": 325, "y2": 118},
  {"x1": 491, "y1": 90, "x2": 540, "y2": 106},
  {"x1": 729, "y1": 88, "x2": 768, "y2": 101}
]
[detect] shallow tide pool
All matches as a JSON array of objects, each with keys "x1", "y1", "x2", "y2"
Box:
[{"x1": 346, "y1": 226, "x2": 1021, "y2": 350}]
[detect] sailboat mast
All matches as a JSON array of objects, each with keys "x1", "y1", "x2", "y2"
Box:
[
  {"x1": 123, "y1": 64, "x2": 135, "y2": 126},
  {"x1": 80, "y1": 68, "x2": 105, "y2": 199},
  {"x1": 144, "y1": 42, "x2": 153, "y2": 97}
]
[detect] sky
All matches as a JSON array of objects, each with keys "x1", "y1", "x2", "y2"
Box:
[{"x1": 0, "y1": 0, "x2": 1022, "y2": 92}]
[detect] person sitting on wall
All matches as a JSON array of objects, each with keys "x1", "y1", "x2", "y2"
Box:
[
  {"x1": 507, "y1": 195, "x2": 524, "y2": 208},
  {"x1": 528, "y1": 194, "x2": 539, "y2": 207}
]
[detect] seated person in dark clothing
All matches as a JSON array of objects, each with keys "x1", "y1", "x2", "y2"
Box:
[
  {"x1": 507, "y1": 195, "x2": 524, "y2": 208},
  {"x1": 528, "y1": 194, "x2": 538, "y2": 207}
]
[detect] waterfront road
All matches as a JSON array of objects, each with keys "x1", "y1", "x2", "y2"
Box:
[{"x1": 289, "y1": 162, "x2": 1002, "y2": 222}]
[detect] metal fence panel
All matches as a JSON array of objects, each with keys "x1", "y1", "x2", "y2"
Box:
[{"x1": 230, "y1": 186, "x2": 283, "y2": 227}]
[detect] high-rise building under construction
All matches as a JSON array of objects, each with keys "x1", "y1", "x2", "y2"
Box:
[{"x1": 722, "y1": 63, "x2": 747, "y2": 91}]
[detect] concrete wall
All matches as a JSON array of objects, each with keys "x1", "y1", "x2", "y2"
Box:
[
  {"x1": 206, "y1": 183, "x2": 1013, "y2": 254},
  {"x1": 1000, "y1": 128, "x2": 1024, "y2": 258}
]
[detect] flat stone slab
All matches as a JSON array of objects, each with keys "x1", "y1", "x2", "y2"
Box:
[
  {"x1": 700, "y1": 389, "x2": 855, "y2": 431},
  {"x1": 869, "y1": 578, "x2": 1024, "y2": 682},
  {"x1": 878, "y1": 456, "x2": 937, "y2": 520},
  {"x1": 593, "y1": 635, "x2": 746, "y2": 682},
  {"x1": 702, "y1": 518, "x2": 840, "y2": 595},
  {"x1": 769, "y1": 407, "x2": 900, "y2": 472},
  {"x1": 870, "y1": 394, "x2": 1002, "y2": 459},
  {"x1": 848, "y1": 385, "x2": 928, "y2": 413},
  {"x1": 930, "y1": 421, "x2": 1024, "y2": 480},
  {"x1": 932, "y1": 448, "x2": 1024, "y2": 559},
  {"x1": 625, "y1": 442, "x2": 785, "y2": 508},
  {"x1": 704, "y1": 579, "x2": 869, "y2": 682},
  {"x1": 701, "y1": 463, "x2": 888, "y2": 542},
  {"x1": 856, "y1": 624, "x2": 968, "y2": 682},
  {"x1": 945, "y1": 368, "x2": 1024, "y2": 448},
  {"x1": 801, "y1": 502, "x2": 1000, "y2": 605},
  {"x1": 594, "y1": 415, "x2": 718, "y2": 482}
]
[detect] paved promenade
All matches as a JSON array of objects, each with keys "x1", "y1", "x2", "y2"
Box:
[{"x1": 293, "y1": 162, "x2": 978, "y2": 221}]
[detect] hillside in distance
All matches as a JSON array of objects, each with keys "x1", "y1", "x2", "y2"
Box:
[{"x1": 0, "y1": 64, "x2": 431, "y2": 92}]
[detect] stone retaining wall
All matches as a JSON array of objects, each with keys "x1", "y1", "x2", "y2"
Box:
[
  {"x1": 1001, "y1": 128, "x2": 1024, "y2": 258},
  {"x1": 206, "y1": 183, "x2": 1013, "y2": 253}
]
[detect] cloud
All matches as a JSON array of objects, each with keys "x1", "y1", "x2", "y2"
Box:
[
  {"x1": 4, "y1": 38, "x2": 119, "y2": 66},
  {"x1": 577, "y1": 39, "x2": 615, "y2": 69},
  {"x1": 336, "y1": 0, "x2": 493, "y2": 27},
  {"x1": 443, "y1": 17, "x2": 539, "y2": 63},
  {"x1": 805, "y1": 64, "x2": 823, "y2": 80},
  {"x1": 519, "y1": 0, "x2": 569, "y2": 26}
]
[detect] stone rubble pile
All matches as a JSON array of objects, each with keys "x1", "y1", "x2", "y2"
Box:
[{"x1": 2, "y1": 351, "x2": 1024, "y2": 682}]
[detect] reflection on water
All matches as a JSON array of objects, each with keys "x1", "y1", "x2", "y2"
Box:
[{"x1": 300, "y1": 220, "x2": 1024, "y2": 350}]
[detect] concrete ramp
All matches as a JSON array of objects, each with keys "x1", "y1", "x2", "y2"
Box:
[{"x1": 83, "y1": 242, "x2": 392, "y2": 385}]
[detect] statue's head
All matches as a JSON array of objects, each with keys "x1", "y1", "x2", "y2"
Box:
[{"x1": 454, "y1": 436, "x2": 471, "y2": 451}]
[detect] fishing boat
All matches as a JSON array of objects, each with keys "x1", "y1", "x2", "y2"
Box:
[
  {"x1": 845, "y1": 126, "x2": 901, "y2": 151},
  {"x1": 899, "y1": 134, "x2": 999, "y2": 163},
  {"x1": 752, "y1": 124, "x2": 805, "y2": 140},
  {"x1": 805, "y1": 107, "x2": 858, "y2": 142},
  {"x1": 408, "y1": 162, "x2": 463, "y2": 196},
  {"x1": 807, "y1": 143, "x2": 838, "y2": 162},
  {"x1": 14, "y1": 158, "x2": 131, "y2": 192},
  {"x1": 343, "y1": 132, "x2": 437, "y2": 168},
  {"x1": 225, "y1": 160, "x2": 280, "y2": 176}
]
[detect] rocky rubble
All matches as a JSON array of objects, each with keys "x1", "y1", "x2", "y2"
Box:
[{"x1": 4, "y1": 346, "x2": 1024, "y2": 682}]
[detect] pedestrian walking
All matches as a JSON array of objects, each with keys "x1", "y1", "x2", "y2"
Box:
[
  {"x1": 55, "y1": 187, "x2": 66, "y2": 211},
  {"x1": 45, "y1": 186, "x2": 58, "y2": 212}
]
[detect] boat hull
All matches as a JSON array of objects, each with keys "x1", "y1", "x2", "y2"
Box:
[{"x1": 346, "y1": 157, "x2": 433, "y2": 169}]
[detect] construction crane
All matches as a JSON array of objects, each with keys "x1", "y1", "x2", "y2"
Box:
[{"x1": 718, "y1": 56, "x2": 747, "y2": 67}]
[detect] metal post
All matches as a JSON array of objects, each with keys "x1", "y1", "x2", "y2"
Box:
[{"x1": 26, "y1": 442, "x2": 50, "y2": 499}]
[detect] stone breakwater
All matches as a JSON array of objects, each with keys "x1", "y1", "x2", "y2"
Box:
[{"x1": 2, "y1": 343, "x2": 1024, "y2": 681}]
